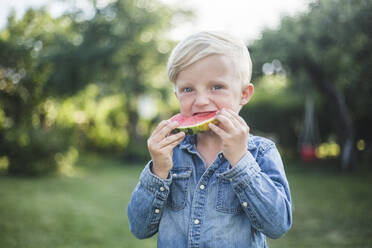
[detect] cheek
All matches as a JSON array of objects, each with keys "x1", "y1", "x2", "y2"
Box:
[
  {"x1": 214, "y1": 92, "x2": 241, "y2": 109},
  {"x1": 178, "y1": 95, "x2": 193, "y2": 108}
]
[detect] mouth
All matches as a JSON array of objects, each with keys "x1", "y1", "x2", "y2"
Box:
[{"x1": 192, "y1": 111, "x2": 217, "y2": 116}]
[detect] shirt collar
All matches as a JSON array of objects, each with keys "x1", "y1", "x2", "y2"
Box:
[
  {"x1": 179, "y1": 134, "x2": 257, "y2": 151},
  {"x1": 179, "y1": 134, "x2": 197, "y2": 151}
]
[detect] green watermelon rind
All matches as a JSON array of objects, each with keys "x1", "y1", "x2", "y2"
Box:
[{"x1": 172, "y1": 118, "x2": 219, "y2": 135}]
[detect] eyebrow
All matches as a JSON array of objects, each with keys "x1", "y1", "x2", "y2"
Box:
[
  {"x1": 208, "y1": 80, "x2": 228, "y2": 85},
  {"x1": 175, "y1": 78, "x2": 229, "y2": 89}
]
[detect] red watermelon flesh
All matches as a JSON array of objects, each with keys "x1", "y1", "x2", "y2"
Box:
[{"x1": 170, "y1": 111, "x2": 218, "y2": 135}]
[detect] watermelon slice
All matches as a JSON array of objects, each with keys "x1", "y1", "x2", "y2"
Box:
[{"x1": 170, "y1": 111, "x2": 218, "y2": 135}]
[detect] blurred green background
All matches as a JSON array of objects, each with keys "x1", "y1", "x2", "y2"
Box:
[{"x1": 0, "y1": 0, "x2": 371, "y2": 247}]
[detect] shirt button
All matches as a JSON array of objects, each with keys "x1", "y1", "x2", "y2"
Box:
[
  {"x1": 194, "y1": 219, "x2": 200, "y2": 225},
  {"x1": 172, "y1": 173, "x2": 177, "y2": 177},
  {"x1": 154, "y1": 208, "x2": 160, "y2": 214},
  {"x1": 160, "y1": 186, "x2": 165, "y2": 192},
  {"x1": 219, "y1": 154, "x2": 224, "y2": 159},
  {"x1": 199, "y1": 184, "x2": 205, "y2": 190},
  {"x1": 242, "y1": 202, "x2": 248, "y2": 207}
]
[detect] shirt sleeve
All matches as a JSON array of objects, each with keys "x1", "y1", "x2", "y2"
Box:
[
  {"x1": 127, "y1": 161, "x2": 172, "y2": 239},
  {"x1": 220, "y1": 143, "x2": 292, "y2": 239}
]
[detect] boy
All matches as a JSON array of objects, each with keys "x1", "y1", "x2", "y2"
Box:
[{"x1": 127, "y1": 31, "x2": 292, "y2": 248}]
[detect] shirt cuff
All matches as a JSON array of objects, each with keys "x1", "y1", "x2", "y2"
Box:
[
  {"x1": 139, "y1": 161, "x2": 172, "y2": 201},
  {"x1": 220, "y1": 152, "x2": 261, "y2": 192}
]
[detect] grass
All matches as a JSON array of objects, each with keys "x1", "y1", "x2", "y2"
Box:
[
  {"x1": 0, "y1": 154, "x2": 156, "y2": 248},
  {"x1": 267, "y1": 163, "x2": 372, "y2": 247},
  {"x1": 0, "y1": 154, "x2": 371, "y2": 248}
]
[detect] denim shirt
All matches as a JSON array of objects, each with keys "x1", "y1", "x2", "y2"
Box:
[{"x1": 127, "y1": 134, "x2": 292, "y2": 248}]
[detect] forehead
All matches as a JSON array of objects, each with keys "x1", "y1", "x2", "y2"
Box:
[{"x1": 176, "y1": 54, "x2": 238, "y2": 85}]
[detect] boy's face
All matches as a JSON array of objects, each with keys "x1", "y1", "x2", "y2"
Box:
[{"x1": 175, "y1": 54, "x2": 253, "y2": 117}]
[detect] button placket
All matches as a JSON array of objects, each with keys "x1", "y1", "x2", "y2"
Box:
[{"x1": 189, "y1": 167, "x2": 215, "y2": 246}]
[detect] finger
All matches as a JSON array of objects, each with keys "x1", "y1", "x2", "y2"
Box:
[
  {"x1": 156, "y1": 121, "x2": 180, "y2": 140},
  {"x1": 167, "y1": 132, "x2": 186, "y2": 149},
  {"x1": 236, "y1": 115, "x2": 249, "y2": 129},
  {"x1": 159, "y1": 131, "x2": 185, "y2": 148},
  {"x1": 208, "y1": 122, "x2": 229, "y2": 139},
  {"x1": 222, "y1": 108, "x2": 248, "y2": 129},
  {"x1": 215, "y1": 114, "x2": 235, "y2": 132},
  {"x1": 226, "y1": 109, "x2": 250, "y2": 130},
  {"x1": 220, "y1": 109, "x2": 241, "y2": 128},
  {"x1": 159, "y1": 135, "x2": 184, "y2": 150},
  {"x1": 152, "y1": 120, "x2": 170, "y2": 134}
]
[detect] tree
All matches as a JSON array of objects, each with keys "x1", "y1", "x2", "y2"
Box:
[
  {"x1": 0, "y1": 9, "x2": 75, "y2": 175},
  {"x1": 43, "y1": 0, "x2": 192, "y2": 159},
  {"x1": 0, "y1": 0, "x2": 192, "y2": 175},
  {"x1": 249, "y1": 0, "x2": 372, "y2": 169}
]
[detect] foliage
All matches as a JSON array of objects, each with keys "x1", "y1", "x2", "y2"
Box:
[
  {"x1": 4, "y1": 0, "x2": 372, "y2": 175},
  {"x1": 241, "y1": 75, "x2": 303, "y2": 158},
  {"x1": 248, "y1": 0, "x2": 372, "y2": 166},
  {"x1": 0, "y1": 10, "x2": 74, "y2": 175},
  {"x1": 0, "y1": 0, "x2": 191, "y2": 175},
  {"x1": 56, "y1": 84, "x2": 130, "y2": 151}
]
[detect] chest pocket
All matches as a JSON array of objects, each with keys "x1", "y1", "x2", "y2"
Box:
[
  {"x1": 166, "y1": 167, "x2": 192, "y2": 211},
  {"x1": 216, "y1": 174, "x2": 243, "y2": 214}
]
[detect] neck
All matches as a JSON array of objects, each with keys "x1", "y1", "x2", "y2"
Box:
[{"x1": 196, "y1": 131, "x2": 222, "y2": 150}]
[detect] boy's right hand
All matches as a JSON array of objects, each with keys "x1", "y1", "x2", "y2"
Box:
[{"x1": 147, "y1": 120, "x2": 185, "y2": 179}]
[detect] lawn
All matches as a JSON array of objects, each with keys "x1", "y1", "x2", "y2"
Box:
[{"x1": 1, "y1": 154, "x2": 371, "y2": 248}]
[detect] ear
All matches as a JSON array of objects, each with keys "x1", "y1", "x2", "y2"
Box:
[{"x1": 240, "y1": 83, "x2": 254, "y2": 106}]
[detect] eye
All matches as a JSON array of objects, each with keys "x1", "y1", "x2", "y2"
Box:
[
  {"x1": 183, "y1": 87, "x2": 193, "y2": 93},
  {"x1": 213, "y1": 85, "x2": 223, "y2": 90}
]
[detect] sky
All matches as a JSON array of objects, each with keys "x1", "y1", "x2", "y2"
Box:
[
  {"x1": 0, "y1": 0, "x2": 312, "y2": 42},
  {"x1": 164, "y1": 0, "x2": 311, "y2": 42}
]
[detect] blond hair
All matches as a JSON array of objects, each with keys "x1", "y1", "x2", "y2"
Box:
[{"x1": 167, "y1": 31, "x2": 252, "y2": 87}]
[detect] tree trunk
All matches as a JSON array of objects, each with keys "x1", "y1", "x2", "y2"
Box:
[
  {"x1": 306, "y1": 62, "x2": 356, "y2": 170},
  {"x1": 125, "y1": 98, "x2": 146, "y2": 160}
]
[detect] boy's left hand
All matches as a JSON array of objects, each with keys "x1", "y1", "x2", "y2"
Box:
[{"x1": 208, "y1": 108, "x2": 249, "y2": 167}]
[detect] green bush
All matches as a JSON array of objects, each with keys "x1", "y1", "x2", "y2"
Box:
[
  {"x1": 1, "y1": 126, "x2": 73, "y2": 176},
  {"x1": 241, "y1": 75, "x2": 303, "y2": 157}
]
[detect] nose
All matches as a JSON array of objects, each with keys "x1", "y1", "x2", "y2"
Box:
[{"x1": 194, "y1": 91, "x2": 210, "y2": 107}]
